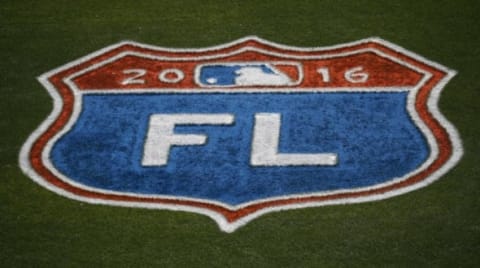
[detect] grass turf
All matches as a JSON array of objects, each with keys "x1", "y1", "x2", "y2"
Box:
[{"x1": 1, "y1": 0, "x2": 479, "y2": 266}]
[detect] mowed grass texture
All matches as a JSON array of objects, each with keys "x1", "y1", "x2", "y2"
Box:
[{"x1": 1, "y1": 0, "x2": 479, "y2": 266}]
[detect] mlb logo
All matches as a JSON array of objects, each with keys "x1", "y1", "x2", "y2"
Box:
[
  {"x1": 20, "y1": 37, "x2": 462, "y2": 232},
  {"x1": 196, "y1": 62, "x2": 302, "y2": 87}
]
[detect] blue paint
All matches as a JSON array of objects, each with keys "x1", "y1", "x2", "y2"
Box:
[
  {"x1": 199, "y1": 65, "x2": 241, "y2": 85},
  {"x1": 199, "y1": 64, "x2": 278, "y2": 86},
  {"x1": 51, "y1": 92, "x2": 429, "y2": 206}
]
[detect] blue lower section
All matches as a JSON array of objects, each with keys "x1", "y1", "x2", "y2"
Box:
[{"x1": 51, "y1": 92, "x2": 428, "y2": 206}]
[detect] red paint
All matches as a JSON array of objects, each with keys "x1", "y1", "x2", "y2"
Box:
[{"x1": 73, "y1": 50, "x2": 422, "y2": 90}]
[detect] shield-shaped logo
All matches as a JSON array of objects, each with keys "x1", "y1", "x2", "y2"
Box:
[{"x1": 20, "y1": 37, "x2": 463, "y2": 232}]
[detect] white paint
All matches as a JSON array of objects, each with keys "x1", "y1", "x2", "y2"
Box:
[
  {"x1": 344, "y1": 66, "x2": 368, "y2": 83},
  {"x1": 206, "y1": 77, "x2": 218, "y2": 84},
  {"x1": 317, "y1": 67, "x2": 331, "y2": 83},
  {"x1": 250, "y1": 113, "x2": 337, "y2": 166},
  {"x1": 75, "y1": 86, "x2": 412, "y2": 94},
  {"x1": 234, "y1": 65, "x2": 292, "y2": 86},
  {"x1": 18, "y1": 36, "x2": 463, "y2": 233},
  {"x1": 121, "y1": 69, "x2": 146, "y2": 85},
  {"x1": 158, "y1": 68, "x2": 184, "y2": 83},
  {"x1": 142, "y1": 114, "x2": 234, "y2": 166}
]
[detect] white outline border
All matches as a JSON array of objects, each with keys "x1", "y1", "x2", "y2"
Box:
[{"x1": 18, "y1": 36, "x2": 463, "y2": 233}]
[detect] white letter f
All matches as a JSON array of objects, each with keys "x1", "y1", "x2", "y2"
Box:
[{"x1": 142, "y1": 114, "x2": 234, "y2": 166}]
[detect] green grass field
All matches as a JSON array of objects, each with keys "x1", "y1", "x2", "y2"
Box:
[{"x1": 1, "y1": 0, "x2": 479, "y2": 266}]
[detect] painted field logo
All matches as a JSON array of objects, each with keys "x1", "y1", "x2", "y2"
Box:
[{"x1": 20, "y1": 37, "x2": 462, "y2": 232}]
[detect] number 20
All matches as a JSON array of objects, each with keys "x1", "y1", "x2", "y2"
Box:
[{"x1": 121, "y1": 69, "x2": 185, "y2": 85}]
